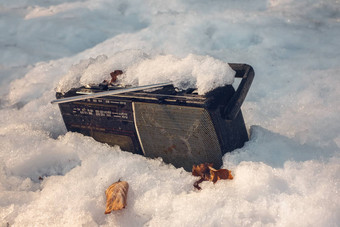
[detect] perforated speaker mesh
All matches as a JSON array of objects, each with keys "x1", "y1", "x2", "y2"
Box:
[{"x1": 133, "y1": 102, "x2": 222, "y2": 170}]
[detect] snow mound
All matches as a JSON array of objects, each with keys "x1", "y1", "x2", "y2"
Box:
[{"x1": 56, "y1": 51, "x2": 235, "y2": 95}]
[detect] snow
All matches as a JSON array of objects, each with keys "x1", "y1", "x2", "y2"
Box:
[
  {"x1": 56, "y1": 52, "x2": 235, "y2": 94},
  {"x1": 1, "y1": 0, "x2": 339, "y2": 226}
]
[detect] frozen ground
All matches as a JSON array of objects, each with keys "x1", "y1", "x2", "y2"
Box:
[{"x1": 0, "y1": 0, "x2": 339, "y2": 226}]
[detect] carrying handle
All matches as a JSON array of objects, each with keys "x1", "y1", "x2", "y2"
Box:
[{"x1": 222, "y1": 64, "x2": 255, "y2": 120}]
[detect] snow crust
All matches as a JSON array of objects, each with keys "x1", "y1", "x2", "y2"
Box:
[{"x1": 1, "y1": 0, "x2": 340, "y2": 226}]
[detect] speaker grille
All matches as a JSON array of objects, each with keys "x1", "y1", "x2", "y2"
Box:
[{"x1": 133, "y1": 102, "x2": 222, "y2": 170}]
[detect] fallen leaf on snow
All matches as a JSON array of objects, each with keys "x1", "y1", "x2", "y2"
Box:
[
  {"x1": 192, "y1": 163, "x2": 233, "y2": 189},
  {"x1": 105, "y1": 180, "x2": 129, "y2": 214},
  {"x1": 209, "y1": 166, "x2": 233, "y2": 183},
  {"x1": 109, "y1": 70, "x2": 123, "y2": 84},
  {"x1": 192, "y1": 163, "x2": 213, "y2": 180}
]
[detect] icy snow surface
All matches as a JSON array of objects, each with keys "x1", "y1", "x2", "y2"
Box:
[{"x1": 1, "y1": 0, "x2": 340, "y2": 226}]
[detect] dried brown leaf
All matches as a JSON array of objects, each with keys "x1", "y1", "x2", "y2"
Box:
[
  {"x1": 109, "y1": 70, "x2": 123, "y2": 84},
  {"x1": 192, "y1": 163, "x2": 233, "y2": 189},
  {"x1": 105, "y1": 180, "x2": 129, "y2": 214},
  {"x1": 192, "y1": 163, "x2": 213, "y2": 180},
  {"x1": 208, "y1": 166, "x2": 233, "y2": 183}
]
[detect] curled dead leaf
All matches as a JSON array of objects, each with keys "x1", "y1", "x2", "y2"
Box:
[
  {"x1": 105, "y1": 180, "x2": 129, "y2": 214},
  {"x1": 109, "y1": 70, "x2": 123, "y2": 84},
  {"x1": 192, "y1": 163, "x2": 233, "y2": 189},
  {"x1": 192, "y1": 163, "x2": 213, "y2": 180},
  {"x1": 208, "y1": 166, "x2": 233, "y2": 183}
]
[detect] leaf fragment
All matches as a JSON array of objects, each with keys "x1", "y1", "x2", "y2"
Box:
[
  {"x1": 192, "y1": 163, "x2": 233, "y2": 189},
  {"x1": 192, "y1": 163, "x2": 213, "y2": 180},
  {"x1": 208, "y1": 166, "x2": 233, "y2": 183},
  {"x1": 105, "y1": 180, "x2": 129, "y2": 214}
]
